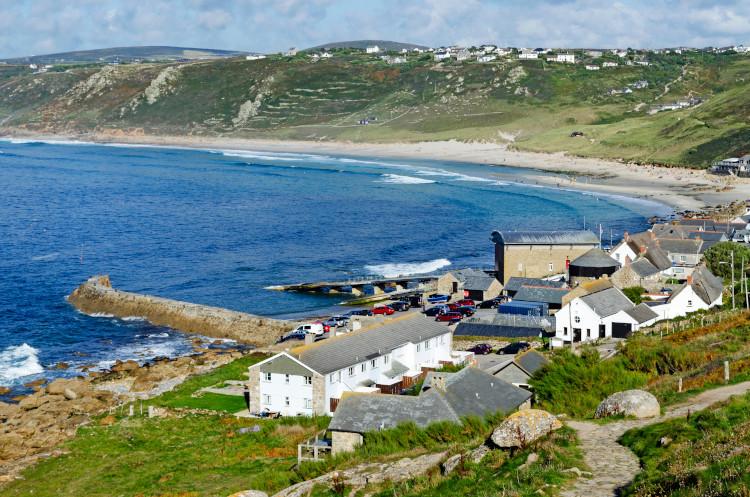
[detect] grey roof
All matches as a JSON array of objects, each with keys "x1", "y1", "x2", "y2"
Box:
[
  {"x1": 643, "y1": 245, "x2": 672, "y2": 270},
  {"x1": 491, "y1": 230, "x2": 600, "y2": 246},
  {"x1": 296, "y1": 317, "x2": 451, "y2": 375},
  {"x1": 690, "y1": 265, "x2": 724, "y2": 305},
  {"x1": 383, "y1": 360, "x2": 410, "y2": 379},
  {"x1": 656, "y1": 238, "x2": 704, "y2": 255},
  {"x1": 579, "y1": 287, "x2": 634, "y2": 318},
  {"x1": 570, "y1": 248, "x2": 620, "y2": 269},
  {"x1": 513, "y1": 286, "x2": 570, "y2": 305},
  {"x1": 505, "y1": 277, "x2": 566, "y2": 293},
  {"x1": 515, "y1": 350, "x2": 549, "y2": 375},
  {"x1": 449, "y1": 268, "x2": 489, "y2": 283},
  {"x1": 328, "y1": 390, "x2": 459, "y2": 433},
  {"x1": 329, "y1": 368, "x2": 531, "y2": 434},
  {"x1": 624, "y1": 303, "x2": 659, "y2": 324},
  {"x1": 629, "y1": 258, "x2": 660, "y2": 277},
  {"x1": 259, "y1": 354, "x2": 315, "y2": 376},
  {"x1": 463, "y1": 275, "x2": 499, "y2": 291}
]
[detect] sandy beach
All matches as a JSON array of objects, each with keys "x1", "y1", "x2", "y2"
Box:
[{"x1": 3, "y1": 131, "x2": 749, "y2": 213}]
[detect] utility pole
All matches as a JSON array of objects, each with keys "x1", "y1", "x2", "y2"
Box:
[{"x1": 732, "y1": 250, "x2": 736, "y2": 310}]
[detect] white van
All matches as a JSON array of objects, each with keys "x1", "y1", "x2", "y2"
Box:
[{"x1": 292, "y1": 322, "x2": 327, "y2": 336}]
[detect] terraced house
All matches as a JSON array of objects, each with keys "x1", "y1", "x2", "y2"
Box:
[{"x1": 247, "y1": 317, "x2": 471, "y2": 416}]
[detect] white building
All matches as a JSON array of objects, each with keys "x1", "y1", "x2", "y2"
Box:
[
  {"x1": 478, "y1": 54, "x2": 497, "y2": 63},
  {"x1": 585, "y1": 65, "x2": 600, "y2": 70},
  {"x1": 247, "y1": 317, "x2": 470, "y2": 416},
  {"x1": 434, "y1": 51, "x2": 451, "y2": 61},
  {"x1": 455, "y1": 49, "x2": 471, "y2": 62},
  {"x1": 650, "y1": 266, "x2": 724, "y2": 320},
  {"x1": 553, "y1": 53, "x2": 576, "y2": 63},
  {"x1": 366, "y1": 45, "x2": 381, "y2": 54},
  {"x1": 603, "y1": 61, "x2": 618, "y2": 68},
  {"x1": 518, "y1": 49, "x2": 538, "y2": 60}
]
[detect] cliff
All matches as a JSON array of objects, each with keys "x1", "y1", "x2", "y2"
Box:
[{"x1": 67, "y1": 275, "x2": 294, "y2": 345}]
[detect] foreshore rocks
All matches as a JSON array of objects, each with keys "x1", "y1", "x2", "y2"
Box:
[{"x1": 68, "y1": 275, "x2": 294, "y2": 346}]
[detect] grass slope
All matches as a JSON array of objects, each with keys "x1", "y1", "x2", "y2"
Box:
[{"x1": 1, "y1": 51, "x2": 749, "y2": 167}]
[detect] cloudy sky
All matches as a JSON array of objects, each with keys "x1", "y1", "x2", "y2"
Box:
[{"x1": 1, "y1": 0, "x2": 749, "y2": 57}]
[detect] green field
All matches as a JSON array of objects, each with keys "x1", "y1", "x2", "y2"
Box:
[{"x1": 2, "y1": 49, "x2": 749, "y2": 167}]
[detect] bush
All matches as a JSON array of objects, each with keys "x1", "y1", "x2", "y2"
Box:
[{"x1": 622, "y1": 286, "x2": 647, "y2": 304}]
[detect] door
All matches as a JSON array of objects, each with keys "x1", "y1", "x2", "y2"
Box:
[
  {"x1": 573, "y1": 328, "x2": 582, "y2": 342},
  {"x1": 452, "y1": 282, "x2": 459, "y2": 293},
  {"x1": 612, "y1": 322, "x2": 632, "y2": 338}
]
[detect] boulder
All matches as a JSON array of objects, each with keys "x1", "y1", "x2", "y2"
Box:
[
  {"x1": 47, "y1": 378, "x2": 89, "y2": 397},
  {"x1": 441, "y1": 453, "x2": 462, "y2": 475},
  {"x1": 63, "y1": 388, "x2": 78, "y2": 400},
  {"x1": 595, "y1": 390, "x2": 660, "y2": 419},
  {"x1": 469, "y1": 444, "x2": 492, "y2": 464},
  {"x1": 491, "y1": 409, "x2": 562, "y2": 448}
]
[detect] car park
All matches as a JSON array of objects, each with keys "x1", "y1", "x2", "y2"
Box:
[
  {"x1": 373, "y1": 305, "x2": 395, "y2": 315},
  {"x1": 435, "y1": 312, "x2": 462, "y2": 323},
  {"x1": 467, "y1": 343, "x2": 493, "y2": 355}
]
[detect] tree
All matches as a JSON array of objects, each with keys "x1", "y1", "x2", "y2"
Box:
[
  {"x1": 703, "y1": 242, "x2": 750, "y2": 282},
  {"x1": 622, "y1": 286, "x2": 646, "y2": 304}
]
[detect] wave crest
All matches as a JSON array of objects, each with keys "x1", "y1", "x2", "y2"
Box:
[
  {"x1": 0, "y1": 343, "x2": 44, "y2": 385},
  {"x1": 365, "y1": 258, "x2": 451, "y2": 278},
  {"x1": 378, "y1": 174, "x2": 436, "y2": 185}
]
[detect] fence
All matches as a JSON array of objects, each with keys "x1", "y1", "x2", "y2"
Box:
[{"x1": 640, "y1": 309, "x2": 746, "y2": 338}]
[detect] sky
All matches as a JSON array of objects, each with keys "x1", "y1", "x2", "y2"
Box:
[{"x1": 1, "y1": 0, "x2": 749, "y2": 58}]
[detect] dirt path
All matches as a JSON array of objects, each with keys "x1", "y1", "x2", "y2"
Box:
[{"x1": 561, "y1": 381, "x2": 750, "y2": 497}]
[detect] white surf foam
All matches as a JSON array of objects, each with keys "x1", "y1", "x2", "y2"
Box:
[
  {"x1": 86, "y1": 312, "x2": 115, "y2": 318},
  {"x1": 31, "y1": 252, "x2": 60, "y2": 261},
  {"x1": 378, "y1": 174, "x2": 436, "y2": 185},
  {"x1": 365, "y1": 258, "x2": 451, "y2": 278},
  {"x1": 0, "y1": 344, "x2": 44, "y2": 385},
  {"x1": 122, "y1": 316, "x2": 148, "y2": 322},
  {"x1": 146, "y1": 332, "x2": 170, "y2": 338}
]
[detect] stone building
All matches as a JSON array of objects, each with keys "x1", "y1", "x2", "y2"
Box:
[
  {"x1": 491, "y1": 230, "x2": 600, "y2": 284},
  {"x1": 568, "y1": 248, "x2": 620, "y2": 286}
]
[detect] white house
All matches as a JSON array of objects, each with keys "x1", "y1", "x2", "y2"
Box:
[
  {"x1": 434, "y1": 51, "x2": 451, "y2": 61},
  {"x1": 478, "y1": 54, "x2": 497, "y2": 63},
  {"x1": 518, "y1": 50, "x2": 538, "y2": 60},
  {"x1": 455, "y1": 49, "x2": 471, "y2": 62},
  {"x1": 553, "y1": 286, "x2": 658, "y2": 346},
  {"x1": 553, "y1": 53, "x2": 576, "y2": 63},
  {"x1": 585, "y1": 65, "x2": 600, "y2": 71},
  {"x1": 366, "y1": 45, "x2": 381, "y2": 54},
  {"x1": 246, "y1": 54, "x2": 267, "y2": 61},
  {"x1": 651, "y1": 266, "x2": 724, "y2": 320},
  {"x1": 247, "y1": 316, "x2": 470, "y2": 416},
  {"x1": 603, "y1": 61, "x2": 618, "y2": 68}
]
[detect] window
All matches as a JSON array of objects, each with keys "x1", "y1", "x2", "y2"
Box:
[
  {"x1": 383, "y1": 355, "x2": 389, "y2": 365},
  {"x1": 348, "y1": 367, "x2": 354, "y2": 376},
  {"x1": 263, "y1": 372, "x2": 272, "y2": 382},
  {"x1": 329, "y1": 374, "x2": 334, "y2": 384},
  {"x1": 304, "y1": 376, "x2": 312, "y2": 385},
  {"x1": 425, "y1": 340, "x2": 430, "y2": 350},
  {"x1": 371, "y1": 359, "x2": 377, "y2": 369},
  {"x1": 548, "y1": 263, "x2": 554, "y2": 272},
  {"x1": 285, "y1": 374, "x2": 290, "y2": 384},
  {"x1": 416, "y1": 343, "x2": 421, "y2": 352},
  {"x1": 680, "y1": 255, "x2": 687, "y2": 262},
  {"x1": 586, "y1": 329, "x2": 591, "y2": 338},
  {"x1": 361, "y1": 363, "x2": 366, "y2": 373},
  {"x1": 687, "y1": 300, "x2": 693, "y2": 307},
  {"x1": 440, "y1": 335, "x2": 445, "y2": 345},
  {"x1": 574, "y1": 316, "x2": 581, "y2": 324},
  {"x1": 517, "y1": 262, "x2": 523, "y2": 272},
  {"x1": 263, "y1": 394, "x2": 271, "y2": 405},
  {"x1": 304, "y1": 398, "x2": 312, "y2": 409},
  {"x1": 563, "y1": 326, "x2": 568, "y2": 336},
  {"x1": 284, "y1": 397, "x2": 290, "y2": 407}
]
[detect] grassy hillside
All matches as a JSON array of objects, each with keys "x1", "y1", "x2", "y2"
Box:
[{"x1": 1, "y1": 49, "x2": 749, "y2": 167}]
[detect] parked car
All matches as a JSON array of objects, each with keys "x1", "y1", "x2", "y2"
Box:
[
  {"x1": 478, "y1": 298, "x2": 502, "y2": 309},
  {"x1": 373, "y1": 305, "x2": 395, "y2": 315},
  {"x1": 348, "y1": 309, "x2": 373, "y2": 317},
  {"x1": 323, "y1": 315, "x2": 349, "y2": 328},
  {"x1": 407, "y1": 295, "x2": 423, "y2": 307},
  {"x1": 456, "y1": 306, "x2": 476, "y2": 317},
  {"x1": 660, "y1": 287, "x2": 673, "y2": 294},
  {"x1": 290, "y1": 322, "x2": 328, "y2": 336},
  {"x1": 278, "y1": 329, "x2": 307, "y2": 342},
  {"x1": 388, "y1": 301, "x2": 410, "y2": 312},
  {"x1": 498, "y1": 341, "x2": 530, "y2": 355},
  {"x1": 456, "y1": 299, "x2": 476, "y2": 307},
  {"x1": 427, "y1": 293, "x2": 450, "y2": 304},
  {"x1": 423, "y1": 306, "x2": 444, "y2": 317},
  {"x1": 435, "y1": 312, "x2": 462, "y2": 323},
  {"x1": 467, "y1": 343, "x2": 493, "y2": 355},
  {"x1": 447, "y1": 302, "x2": 461, "y2": 311}
]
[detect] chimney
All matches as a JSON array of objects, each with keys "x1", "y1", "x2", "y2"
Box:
[
  {"x1": 624, "y1": 231, "x2": 630, "y2": 241},
  {"x1": 432, "y1": 375, "x2": 446, "y2": 391},
  {"x1": 639, "y1": 246, "x2": 647, "y2": 254},
  {"x1": 687, "y1": 275, "x2": 693, "y2": 285}
]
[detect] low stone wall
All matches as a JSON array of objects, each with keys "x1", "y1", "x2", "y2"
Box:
[{"x1": 67, "y1": 275, "x2": 294, "y2": 346}]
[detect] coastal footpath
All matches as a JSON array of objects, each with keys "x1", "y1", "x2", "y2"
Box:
[{"x1": 68, "y1": 275, "x2": 294, "y2": 346}]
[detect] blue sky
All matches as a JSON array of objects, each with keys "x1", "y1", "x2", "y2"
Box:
[{"x1": 1, "y1": 0, "x2": 749, "y2": 57}]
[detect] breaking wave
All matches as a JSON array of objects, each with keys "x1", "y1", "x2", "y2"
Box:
[
  {"x1": 0, "y1": 344, "x2": 44, "y2": 385},
  {"x1": 365, "y1": 258, "x2": 451, "y2": 278},
  {"x1": 378, "y1": 174, "x2": 436, "y2": 185}
]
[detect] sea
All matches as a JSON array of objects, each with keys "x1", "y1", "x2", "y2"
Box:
[{"x1": 0, "y1": 138, "x2": 670, "y2": 394}]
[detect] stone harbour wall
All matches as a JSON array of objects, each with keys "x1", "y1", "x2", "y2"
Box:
[{"x1": 67, "y1": 275, "x2": 295, "y2": 346}]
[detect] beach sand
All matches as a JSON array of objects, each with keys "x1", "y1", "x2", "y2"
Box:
[{"x1": 4, "y1": 131, "x2": 749, "y2": 212}]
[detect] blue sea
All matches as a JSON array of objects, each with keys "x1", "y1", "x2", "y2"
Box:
[{"x1": 0, "y1": 139, "x2": 669, "y2": 392}]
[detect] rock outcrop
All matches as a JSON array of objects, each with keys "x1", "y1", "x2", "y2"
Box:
[
  {"x1": 491, "y1": 409, "x2": 562, "y2": 448},
  {"x1": 68, "y1": 275, "x2": 294, "y2": 346},
  {"x1": 595, "y1": 390, "x2": 660, "y2": 419}
]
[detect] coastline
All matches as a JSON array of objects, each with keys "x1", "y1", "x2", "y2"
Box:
[{"x1": 3, "y1": 130, "x2": 749, "y2": 212}]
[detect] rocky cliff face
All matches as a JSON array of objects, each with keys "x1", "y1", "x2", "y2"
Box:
[{"x1": 67, "y1": 275, "x2": 294, "y2": 346}]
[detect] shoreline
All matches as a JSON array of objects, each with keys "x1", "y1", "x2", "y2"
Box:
[{"x1": 3, "y1": 130, "x2": 749, "y2": 212}]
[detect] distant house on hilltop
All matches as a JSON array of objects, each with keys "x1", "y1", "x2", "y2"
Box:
[
  {"x1": 553, "y1": 53, "x2": 576, "y2": 63},
  {"x1": 366, "y1": 45, "x2": 381, "y2": 54},
  {"x1": 518, "y1": 49, "x2": 538, "y2": 60}
]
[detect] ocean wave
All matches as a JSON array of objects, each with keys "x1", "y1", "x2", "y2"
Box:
[
  {"x1": 0, "y1": 343, "x2": 44, "y2": 385},
  {"x1": 146, "y1": 332, "x2": 170, "y2": 338},
  {"x1": 122, "y1": 316, "x2": 147, "y2": 322},
  {"x1": 365, "y1": 258, "x2": 451, "y2": 278},
  {"x1": 415, "y1": 168, "x2": 495, "y2": 183},
  {"x1": 85, "y1": 312, "x2": 115, "y2": 318},
  {"x1": 378, "y1": 174, "x2": 436, "y2": 185},
  {"x1": 31, "y1": 252, "x2": 60, "y2": 261}
]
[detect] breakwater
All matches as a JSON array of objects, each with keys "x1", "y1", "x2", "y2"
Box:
[{"x1": 68, "y1": 276, "x2": 294, "y2": 346}]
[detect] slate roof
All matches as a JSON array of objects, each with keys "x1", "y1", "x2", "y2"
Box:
[
  {"x1": 464, "y1": 275, "x2": 498, "y2": 291},
  {"x1": 689, "y1": 265, "x2": 724, "y2": 305},
  {"x1": 449, "y1": 268, "x2": 489, "y2": 283},
  {"x1": 570, "y1": 248, "x2": 620, "y2": 269},
  {"x1": 643, "y1": 246, "x2": 673, "y2": 271},
  {"x1": 259, "y1": 354, "x2": 315, "y2": 376},
  {"x1": 491, "y1": 230, "x2": 600, "y2": 246},
  {"x1": 656, "y1": 238, "x2": 704, "y2": 255},
  {"x1": 629, "y1": 258, "x2": 660, "y2": 277},
  {"x1": 513, "y1": 285, "x2": 570, "y2": 305},
  {"x1": 295, "y1": 317, "x2": 451, "y2": 375},
  {"x1": 504, "y1": 277, "x2": 566, "y2": 294},
  {"x1": 329, "y1": 367, "x2": 531, "y2": 434},
  {"x1": 515, "y1": 350, "x2": 549, "y2": 375},
  {"x1": 624, "y1": 303, "x2": 659, "y2": 324},
  {"x1": 579, "y1": 287, "x2": 634, "y2": 318}
]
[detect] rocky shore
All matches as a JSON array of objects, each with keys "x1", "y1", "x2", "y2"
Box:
[{"x1": 68, "y1": 275, "x2": 295, "y2": 346}]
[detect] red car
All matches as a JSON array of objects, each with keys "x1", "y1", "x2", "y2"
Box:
[
  {"x1": 447, "y1": 302, "x2": 461, "y2": 311},
  {"x1": 457, "y1": 299, "x2": 476, "y2": 307},
  {"x1": 435, "y1": 312, "x2": 462, "y2": 323},
  {"x1": 373, "y1": 305, "x2": 395, "y2": 315}
]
